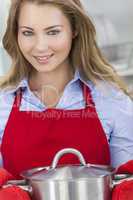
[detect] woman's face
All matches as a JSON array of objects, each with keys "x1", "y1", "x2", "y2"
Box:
[{"x1": 18, "y1": 2, "x2": 74, "y2": 73}]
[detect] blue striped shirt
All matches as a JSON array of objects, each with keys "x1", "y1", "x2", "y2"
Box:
[{"x1": 0, "y1": 71, "x2": 133, "y2": 168}]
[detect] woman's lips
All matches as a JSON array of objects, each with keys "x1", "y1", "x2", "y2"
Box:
[{"x1": 34, "y1": 54, "x2": 54, "y2": 64}]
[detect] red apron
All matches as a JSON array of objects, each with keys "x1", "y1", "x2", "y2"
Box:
[{"x1": 1, "y1": 82, "x2": 110, "y2": 178}]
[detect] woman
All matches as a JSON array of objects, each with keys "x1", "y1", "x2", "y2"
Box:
[{"x1": 0, "y1": 0, "x2": 133, "y2": 179}]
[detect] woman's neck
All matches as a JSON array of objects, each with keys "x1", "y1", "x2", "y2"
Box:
[
  {"x1": 29, "y1": 64, "x2": 74, "y2": 93},
  {"x1": 29, "y1": 63, "x2": 74, "y2": 108}
]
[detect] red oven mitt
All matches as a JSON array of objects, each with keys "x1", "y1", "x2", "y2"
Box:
[
  {"x1": 0, "y1": 168, "x2": 14, "y2": 186},
  {"x1": 112, "y1": 160, "x2": 133, "y2": 200},
  {"x1": 0, "y1": 168, "x2": 31, "y2": 200},
  {"x1": 116, "y1": 160, "x2": 133, "y2": 174},
  {"x1": 0, "y1": 185, "x2": 31, "y2": 200},
  {"x1": 112, "y1": 180, "x2": 133, "y2": 200}
]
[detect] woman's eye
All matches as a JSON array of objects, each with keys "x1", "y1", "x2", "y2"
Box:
[
  {"x1": 47, "y1": 30, "x2": 60, "y2": 35},
  {"x1": 22, "y1": 31, "x2": 33, "y2": 36}
]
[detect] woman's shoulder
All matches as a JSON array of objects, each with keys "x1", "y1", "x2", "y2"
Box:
[
  {"x1": 88, "y1": 79, "x2": 130, "y2": 99},
  {"x1": 88, "y1": 79, "x2": 133, "y2": 115},
  {"x1": 0, "y1": 85, "x2": 17, "y2": 102},
  {"x1": 0, "y1": 78, "x2": 28, "y2": 107},
  {"x1": 0, "y1": 87, "x2": 15, "y2": 112},
  {"x1": 0, "y1": 78, "x2": 28, "y2": 95}
]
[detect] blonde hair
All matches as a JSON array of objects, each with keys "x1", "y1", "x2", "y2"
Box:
[{"x1": 1, "y1": 0, "x2": 131, "y2": 96}]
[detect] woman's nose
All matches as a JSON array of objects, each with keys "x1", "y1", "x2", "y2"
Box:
[{"x1": 34, "y1": 35, "x2": 49, "y2": 52}]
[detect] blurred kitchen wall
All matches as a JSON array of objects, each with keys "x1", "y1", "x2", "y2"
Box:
[
  {"x1": 0, "y1": 0, "x2": 11, "y2": 76},
  {"x1": 82, "y1": 0, "x2": 133, "y2": 43},
  {"x1": 81, "y1": 0, "x2": 133, "y2": 87}
]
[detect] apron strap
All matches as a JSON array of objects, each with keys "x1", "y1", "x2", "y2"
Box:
[
  {"x1": 81, "y1": 81, "x2": 95, "y2": 108},
  {"x1": 13, "y1": 83, "x2": 95, "y2": 109},
  {"x1": 13, "y1": 89, "x2": 23, "y2": 109}
]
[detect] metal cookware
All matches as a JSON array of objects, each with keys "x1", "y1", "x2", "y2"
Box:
[{"x1": 4, "y1": 148, "x2": 133, "y2": 200}]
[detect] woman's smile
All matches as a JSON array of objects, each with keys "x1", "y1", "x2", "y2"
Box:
[{"x1": 34, "y1": 54, "x2": 54, "y2": 64}]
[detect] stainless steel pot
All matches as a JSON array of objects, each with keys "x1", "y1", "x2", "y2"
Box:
[{"x1": 4, "y1": 148, "x2": 133, "y2": 200}]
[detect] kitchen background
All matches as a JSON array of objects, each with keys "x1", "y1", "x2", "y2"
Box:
[{"x1": 0, "y1": 0, "x2": 133, "y2": 90}]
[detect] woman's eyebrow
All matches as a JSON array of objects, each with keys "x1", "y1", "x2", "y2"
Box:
[{"x1": 19, "y1": 25, "x2": 63, "y2": 30}]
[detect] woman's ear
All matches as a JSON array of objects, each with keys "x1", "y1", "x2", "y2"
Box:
[{"x1": 72, "y1": 31, "x2": 78, "y2": 38}]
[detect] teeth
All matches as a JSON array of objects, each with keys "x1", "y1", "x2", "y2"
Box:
[
  {"x1": 38, "y1": 56, "x2": 50, "y2": 58},
  {"x1": 38, "y1": 56, "x2": 49, "y2": 59},
  {"x1": 35, "y1": 54, "x2": 53, "y2": 63},
  {"x1": 37, "y1": 56, "x2": 50, "y2": 60},
  {"x1": 36, "y1": 55, "x2": 52, "y2": 60}
]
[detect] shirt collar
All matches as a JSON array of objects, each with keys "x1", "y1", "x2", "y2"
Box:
[
  {"x1": 1, "y1": 78, "x2": 28, "y2": 95},
  {"x1": 2, "y1": 70, "x2": 95, "y2": 95},
  {"x1": 74, "y1": 70, "x2": 95, "y2": 91}
]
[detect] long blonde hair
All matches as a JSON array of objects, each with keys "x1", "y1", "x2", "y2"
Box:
[{"x1": 1, "y1": 0, "x2": 131, "y2": 96}]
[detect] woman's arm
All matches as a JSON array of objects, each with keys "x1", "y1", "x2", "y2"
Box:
[
  {"x1": 109, "y1": 92, "x2": 133, "y2": 168},
  {"x1": 0, "y1": 91, "x2": 14, "y2": 166}
]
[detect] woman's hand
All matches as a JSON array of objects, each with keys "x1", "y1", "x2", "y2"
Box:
[
  {"x1": 112, "y1": 160, "x2": 133, "y2": 200},
  {"x1": 0, "y1": 168, "x2": 14, "y2": 186},
  {"x1": 112, "y1": 180, "x2": 133, "y2": 200},
  {"x1": 116, "y1": 160, "x2": 133, "y2": 174},
  {"x1": 0, "y1": 168, "x2": 31, "y2": 200}
]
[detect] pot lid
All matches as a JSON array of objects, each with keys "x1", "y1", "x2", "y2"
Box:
[{"x1": 22, "y1": 148, "x2": 114, "y2": 181}]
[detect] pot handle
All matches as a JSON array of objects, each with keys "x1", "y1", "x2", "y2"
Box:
[
  {"x1": 112, "y1": 174, "x2": 133, "y2": 187},
  {"x1": 51, "y1": 148, "x2": 87, "y2": 169},
  {"x1": 2, "y1": 180, "x2": 32, "y2": 194}
]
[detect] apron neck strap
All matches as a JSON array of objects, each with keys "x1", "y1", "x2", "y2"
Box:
[
  {"x1": 14, "y1": 89, "x2": 23, "y2": 109},
  {"x1": 13, "y1": 82, "x2": 95, "y2": 109},
  {"x1": 81, "y1": 81, "x2": 95, "y2": 108}
]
